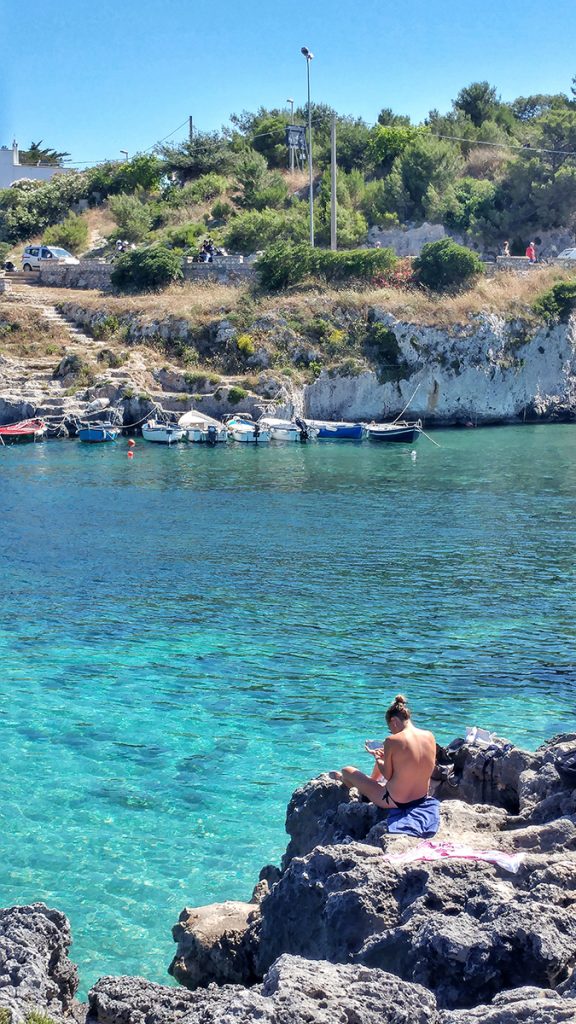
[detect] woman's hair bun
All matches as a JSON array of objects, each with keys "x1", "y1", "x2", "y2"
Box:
[{"x1": 394, "y1": 694, "x2": 407, "y2": 705}]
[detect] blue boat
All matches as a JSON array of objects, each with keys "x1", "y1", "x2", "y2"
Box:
[
  {"x1": 78, "y1": 422, "x2": 120, "y2": 443},
  {"x1": 308, "y1": 420, "x2": 365, "y2": 440}
]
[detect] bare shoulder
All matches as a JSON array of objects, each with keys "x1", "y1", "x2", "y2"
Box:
[
  {"x1": 384, "y1": 734, "x2": 401, "y2": 747},
  {"x1": 419, "y1": 728, "x2": 437, "y2": 746}
]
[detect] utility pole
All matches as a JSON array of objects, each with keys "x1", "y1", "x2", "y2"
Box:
[
  {"x1": 189, "y1": 116, "x2": 194, "y2": 143},
  {"x1": 330, "y1": 112, "x2": 337, "y2": 251},
  {"x1": 301, "y1": 47, "x2": 314, "y2": 247},
  {"x1": 287, "y1": 98, "x2": 294, "y2": 173}
]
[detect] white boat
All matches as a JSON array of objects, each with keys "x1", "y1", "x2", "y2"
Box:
[
  {"x1": 141, "y1": 419, "x2": 185, "y2": 445},
  {"x1": 225, "y1": 414, "x2": 270, "y2": 443},
  {"x1": 178, "y1": 410, "x2": 228, "y2": 444},
  {"x1": 258, "y1": 416, "x2": 303, "y2": 442}
]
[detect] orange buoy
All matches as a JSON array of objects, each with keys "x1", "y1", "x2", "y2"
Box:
[
  {"x1": 128, "y1": 438, "x2": 136, "y2": 447},
  {"x1": 127, "y1": 450, "x2": 134, "y2": 459}
]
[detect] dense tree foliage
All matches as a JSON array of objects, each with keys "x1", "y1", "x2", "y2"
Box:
[{"x1": 4, "y1": 74, "x2": 576, "y2": 261}]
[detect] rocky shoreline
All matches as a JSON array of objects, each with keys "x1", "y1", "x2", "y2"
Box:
[
  {"x1": 2, "y1": 279, "x2": 576, "y2": 430},
  {"x1": 2, "y1": 732, "x2": 576, "y2": 1023}
]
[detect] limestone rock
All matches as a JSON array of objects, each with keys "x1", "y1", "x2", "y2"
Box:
[
  {"x1": 89, "y1": 955, "x2": 439, "y2": 1024},
  {"x1": 441, "y1": 987, "x2": 576, "y2": 1023},
  {"x1": 255, "y1": 838, "x2": 576, "y2": 1009},
  {"x1": 168, "y1": 900, "x2": 258, "y2": 989},
  {"x1": 0, "y1": 903, "x2": 78, "y2": 1023},
  {"x1": 451, "y1": 742, "x2": 538, "y2": 811}
]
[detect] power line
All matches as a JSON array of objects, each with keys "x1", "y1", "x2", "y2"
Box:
[
  {"x1": 61, "y1": 117, "x2": 191, "y2": 167},
  {"x1": 59, "y1": 113, "x2": 576, "y2": 168}
]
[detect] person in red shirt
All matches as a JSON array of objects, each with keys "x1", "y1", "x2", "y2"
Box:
[{"x1": 526, "y1": 241, "x2": 536, "y2": 262}]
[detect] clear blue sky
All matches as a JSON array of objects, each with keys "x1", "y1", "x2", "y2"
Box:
[{"x1": 2, "y1": 0, "x2": 576, "y2": 166}]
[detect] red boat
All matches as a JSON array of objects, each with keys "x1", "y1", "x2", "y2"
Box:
[{"x1": 0, "y1": 418, "x2": 47, "y2": 444}]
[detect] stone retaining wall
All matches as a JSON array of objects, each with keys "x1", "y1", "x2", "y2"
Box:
[
  {"x1": 37, "y1": 257, "x2": 256, "y2": 290},
  {"x1": 39, "y1": 261, "x2": 113, "y2": 290}
]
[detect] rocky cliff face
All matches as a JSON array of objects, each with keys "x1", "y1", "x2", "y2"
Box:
[
  {"x1": 54, "y1": 303, "x2": 576, "y2": 426},
  {"x1": 304, "y1": 311, "x2": 576, "y2": 424}
]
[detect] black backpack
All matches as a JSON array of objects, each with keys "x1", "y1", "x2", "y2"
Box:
[{"x1": 431, "y1": 743, "x2": 459, "y2": 788}]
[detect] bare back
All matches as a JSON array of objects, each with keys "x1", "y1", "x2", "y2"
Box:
[{"x1": 383, "y1": 723, "x2": 436, "y2": 804}]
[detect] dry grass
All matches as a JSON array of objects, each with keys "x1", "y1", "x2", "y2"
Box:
[
  {"x1": 50, "y1": 280, "x2": 253, "y2": 323},
  {"x1": 282, "y1": 168, "x2": 310, "y2": 194},
  {"x1": 82, "y1": 206, "x2": 116, "y2": 247},
  {"x1": 0, "y1": 304, "x2": 69, "y2": 359},
  {"x1": 20, "y1": 264, "x2": 576, "y2": 334},
  {"x1": 252, "y1": 264, "x2": 575, "y2": 326}
]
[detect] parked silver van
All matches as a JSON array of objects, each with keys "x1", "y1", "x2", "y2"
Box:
[{"x1": 21, "y1": 245, "x2": 79, "y2": 270}]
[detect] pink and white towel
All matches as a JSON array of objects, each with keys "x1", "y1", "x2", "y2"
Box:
[{"x1": 383, "y1": 839, "x2": 524, "y2": 873}]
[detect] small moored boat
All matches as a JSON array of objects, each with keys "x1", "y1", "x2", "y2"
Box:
[
  {"x1": 141, "y1": 419, "x2": 184, "y2": 445},
  {"x1": 77, "y1": 422, "x2": 120, "y2": 443},
  {"x1": 367, "y1": 419, "x2": 422, "y2": 444},
  {"x1": 0, "y1": 418, "x2": 46, "y2": 445},
  {"x1": 307, "y1": 420, "x2": 365, "y2": 441},
  {"x1": 258, "y1": 416, "x2": 307, "y2": 442},
  {"x1": 225, "y1": 415, "x2": 270, "y2": 443},
  {"x1": 178, "y1": 410, "x2": 228, "y2": 444}
]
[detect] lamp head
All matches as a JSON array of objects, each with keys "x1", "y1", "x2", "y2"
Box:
[{"x1": 301, "y1": 46, "x2": 314, "y2": 60}]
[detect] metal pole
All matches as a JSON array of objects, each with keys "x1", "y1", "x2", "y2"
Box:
[
  {"x1": 287, "y1": 98, "x2": 294, "y2": 173},
  {"x1": 330, "y1": 112, "x2": 337, "y2": 251},
  {"x1": 306, "y1": 60, "x2": 314, "y2": 247},
  {"x1": 189, "y1": 116, "x2": 194, "y2": 143}
]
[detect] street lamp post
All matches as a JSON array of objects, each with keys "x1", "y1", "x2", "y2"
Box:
[
  {"x1": 120, "y1": 149, "x2": 129, "y2": 161},
  {"x1": 301, "y1": 46, "x2": 314, "y2": 247}
]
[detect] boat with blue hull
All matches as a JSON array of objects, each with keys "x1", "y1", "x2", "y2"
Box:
[
  {"x1": 77, "y1": 422, "x2": 120, "y2": 443},
  {"x1": 308, "y1": 420, "x2": 365, "y2": 440}
]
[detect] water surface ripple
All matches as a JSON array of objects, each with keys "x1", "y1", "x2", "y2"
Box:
[{"x1": 1, "y1": 426, "x2": 575, "y2": 990}]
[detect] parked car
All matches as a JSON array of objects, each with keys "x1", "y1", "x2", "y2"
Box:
[
  {"x1": 21, "y1": 245, "x2": 80, "y2": 271},
  {"x1": 555, "y1": 248, "x2": 576, "y2": 262}
]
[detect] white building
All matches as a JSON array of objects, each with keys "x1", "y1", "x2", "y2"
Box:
[{"x1": 0, "y1": 141, "x2": 71, "y2": 189}]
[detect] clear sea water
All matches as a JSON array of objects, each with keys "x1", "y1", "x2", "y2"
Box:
[{"x1": 1, "y1": 426, "x2": 575, "y2": 994}]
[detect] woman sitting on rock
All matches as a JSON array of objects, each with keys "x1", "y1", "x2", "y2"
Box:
[{"x1": 330, "y1": 694, "x2": 440, "y2": 837}]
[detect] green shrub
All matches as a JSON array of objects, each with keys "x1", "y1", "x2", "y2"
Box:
[
  {"x1": 233, "y1": 150, "x2": 288, "y2": 211},
  {"x1": 0, "y1": 171, "x2": 88, "y2": 243},
  {"x1": 413, "y1": 238, "x2": 483, "y2": 291},
  {"x1": 223, "y1": 206, "x2": 308, "y2": 255},
  {"x1": 111, "y1": 246, "x2": 183, "y2": 292},
  {"x1": 88, "y1": 155, "x2": 163, "y2": 196},
  {"x1": 25, "y1": 1011, "x2": 56, "y2": 1024},
  {"x1": 258, "y1": 241, "x2": 397, "y2": 290},
  {"x1": 533, "y1": 281, "x2": 576, "y2": 321},
  {"x1": 97, "y1": 348, "x2": 127, "y2": 368},
  {"x1": 108, "y1": 193, "x2": 152, "y2": 241},
  {"x1": 305, "y1": 317, "x2": 332, "y2": 340},
  {"x1": 43, "y1": 212, "x2": 89, "y2": 253},
  {"x1": 228, "y1": 385, "x2": 248, "y2": 404},
  {"x1": 0, "y1": 1007, "x2": 12, "y2": 1024},
  {"x1": 237, "y1": 333, "x2": 256, "y2": 356},
  {"x1": 167, "y1": 174, "x2": 228, "y2": 206},
  {"x1": 156, "y1": 222, "x2": 204, "y2": 249},
  {"x1": 91, "y1": 315, "x2": 120, "y2": 339},
  {"x1": 211, "y1": 200, "x2": 232, "y2": 221}
]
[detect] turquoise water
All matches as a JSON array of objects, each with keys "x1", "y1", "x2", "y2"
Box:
[{"x1": 1, "y1": 426, "x2": 575, "y2": 993}]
